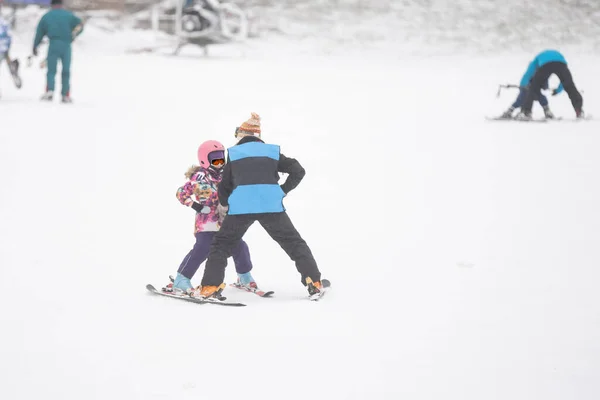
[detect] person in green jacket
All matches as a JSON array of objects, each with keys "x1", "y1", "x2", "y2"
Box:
[{"x1": 33, "y1": 0, "x2": 83, "y2": 103}]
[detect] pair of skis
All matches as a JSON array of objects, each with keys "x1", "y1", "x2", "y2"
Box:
[
  {"x1": 146, "y1": 284, "x2": 246, "y2": 307},
  {"x1": 146, "y1": 278, "x2": 331, "y2": 307},
  {"x1": 486, "y1": 115, "x2": 592, "y2": 123},
  {"x1": 486, "y1": 115, "x2": 558, "y2": 123},
  {"x1": 491, "y1": 84, "x2": 592, "y2": 122}
]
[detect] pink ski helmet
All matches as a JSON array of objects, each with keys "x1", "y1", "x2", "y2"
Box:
[{"x1": 197, "y1": 140, "x2": 225, "y2": 168}]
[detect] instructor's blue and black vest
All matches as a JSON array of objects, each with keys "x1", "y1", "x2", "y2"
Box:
[
  {"x1": 227, "y1": 142, "x2": 285, "y2": 215},
  {"x1": 520, "y1": 50, "x2": 567, "y2": 94}
]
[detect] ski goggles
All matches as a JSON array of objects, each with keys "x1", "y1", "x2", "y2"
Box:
[{"x1": 211, "y1": 158, "x2": 225, "y2": 167}]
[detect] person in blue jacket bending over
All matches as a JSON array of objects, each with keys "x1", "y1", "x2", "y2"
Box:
[{"x1": 513, "y1": 50, "x2": 584, "y2": 120}]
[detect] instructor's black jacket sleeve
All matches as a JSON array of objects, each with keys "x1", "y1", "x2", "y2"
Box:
[
  {"x1": 218, "y1": 162, "x2": 234, "y2": 206},
  {"x1": 278, "y1": 153, "x2": 305, "y2": 194}
]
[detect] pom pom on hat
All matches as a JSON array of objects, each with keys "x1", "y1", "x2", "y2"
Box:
[{"x1": 237, "y1": 112, "x2": 261, "y2": 137}]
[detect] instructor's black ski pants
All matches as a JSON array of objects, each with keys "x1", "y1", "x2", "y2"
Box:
[
  {"x1": 523, "y1": 61, "x2": 583, "y2": 114},
  {"x1": 201, "y1": 212, "x2": 321, "y2": 287}
]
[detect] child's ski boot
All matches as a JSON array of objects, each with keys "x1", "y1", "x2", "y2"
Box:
[
  {"x1": 171, "y1": 273, "x2": 193, "y2": 294},
  {"x1": 500, "y1": 107, "x2": 515, "y2": 119},
  {"x1": 235, "y1": 271, "x2": 257, "y2": 290},
  {"x1": 514, "y1": 111, "x2": 532, "y2": 121}
]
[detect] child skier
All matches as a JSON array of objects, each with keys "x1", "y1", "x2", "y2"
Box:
[
  {"x1": 0, "y1": 15, "x2": 12, "y2": 97},
  {"x1": 191, "y1": 113, "x2": 325, "y2": 300},
  {"x1": 513, "y1": 49, "x2": 584, "y2": 120},
  {"x1": 167, "y1": 139, "x2": 258, "y2": 294},
  {"x1": 499, "y1": 78, "x2": 556, "y2": 119}
]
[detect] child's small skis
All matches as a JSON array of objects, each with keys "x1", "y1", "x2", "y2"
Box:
[
  {"x1": 486, "y1": 114, "x2": 591, "y2": 123},
  {"x1": 486, "y1": 115, "x2": 552, "y2": 123},
  {"x1": 167, "y1": 274, "x2": 275, "y2": 298},
  {"x1": 230, "y1": 281, "x2": 274, "y2": 297},
  {"x1": 146, "y1": 283, "x2": 246, "y2": 307}
]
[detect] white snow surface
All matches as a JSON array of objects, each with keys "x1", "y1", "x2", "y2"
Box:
[{"x1": 1, "y1": 6, "x2": 600, "y2": 400}]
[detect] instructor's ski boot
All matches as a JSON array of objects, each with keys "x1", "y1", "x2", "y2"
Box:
[
  {"x1": 576, "y1": 109, "x2": 585, "y2": 119},
  {"x1": 543, "y1": 106, "x2": 555, "y2": 119},
  {"x1": 61, "y1": 95, "x2": 73, "y2": 104},
  {"x1": 41, "y1": 91, "x2": 53, "y2": 101},
  {"x1": 191, "y1": 283, "x2": 227, "y2": 300},
  {"x1": 305, "y1": 277, "x2": 323, "y2": 296}
]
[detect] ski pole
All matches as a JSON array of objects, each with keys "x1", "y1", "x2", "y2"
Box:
[
  {"x1": 496, "y1": 84, "x2": 523, "y2": 97},
  {"x1": 498, "y1": 83, "x2": 585, "y2": 98}
]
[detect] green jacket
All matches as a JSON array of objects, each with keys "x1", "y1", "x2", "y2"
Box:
[{"x1": 33, "y1": 7, "x2": 83, "y2": 50}]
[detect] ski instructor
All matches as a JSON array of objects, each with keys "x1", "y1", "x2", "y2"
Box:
[
  {"x1": 193, "y1": 113, "x2": 326, "y2": 300},
  {"x1": 515, "y1": 49, "x2": 585, "y2": 120},
  {"x1": 33, "y1": 0, "x2": 84, "y2": 103}
]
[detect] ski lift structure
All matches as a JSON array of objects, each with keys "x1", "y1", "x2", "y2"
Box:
[{"x1": 172, "y1": 0, "x2": 248, "y2": 55}]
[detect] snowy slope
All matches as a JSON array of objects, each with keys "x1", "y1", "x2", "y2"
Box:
[
  {"x1": 7, "y1": 0, "x2": 600, "y2": 59},
  {"x1": 1, "y1": 7, "x2": 600, "y2": 400}
]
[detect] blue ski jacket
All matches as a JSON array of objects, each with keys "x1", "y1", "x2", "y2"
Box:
[
  {"x1": 519, "y1": 50, "x2": 567, "y2": 95},
  {"x1": 0, "y1": 17, "x2": 11, "y2": 54}
]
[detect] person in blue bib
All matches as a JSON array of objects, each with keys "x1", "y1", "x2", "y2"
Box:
[
  {"x1": 191, "y1": 113, "x2": 325, "y2": 300},
  {"x1": 513, "y1": 50, "x2": 584, "y2": 120}
]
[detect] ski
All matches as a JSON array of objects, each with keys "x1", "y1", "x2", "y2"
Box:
[
  {"x1": 229, "y1": 282, "x2": 274, "y2": 297},
  {"x1": 486, "y1": 115, "x2": 593, "y2": 122},
  {"x1": 6, "y1": 57, "x2": 22, "y2": 89},
  {"x1": 146, "y1": 284, "x2": 246, "y2": 307},
  {"x1": 553, "y1": 115, "x2": 593, "y2": 122},
  {"x1": 485, "y1": 116, "x2": 551, "y2": 123},
  {"x1": 168, "y1": 274, "x2": 274, "y2": 298}
]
